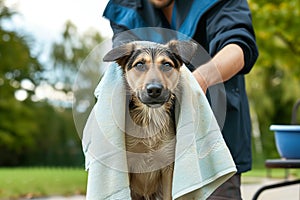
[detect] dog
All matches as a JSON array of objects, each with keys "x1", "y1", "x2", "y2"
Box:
[{"x1": 103, "y1": 40, "x2": 197, "y2": 200}]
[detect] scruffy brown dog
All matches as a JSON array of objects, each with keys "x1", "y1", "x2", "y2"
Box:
[{"x1": 103, "y1": 40, "x2": 196, "y2": 200}]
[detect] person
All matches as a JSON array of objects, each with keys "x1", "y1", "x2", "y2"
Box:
[{"x1": 102, "y1": 0, "x2": 259, "y2": 199}]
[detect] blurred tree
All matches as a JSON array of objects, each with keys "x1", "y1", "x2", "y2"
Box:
[
  {"x1": 41, "y1": 20, "x2": 105, "y2": 165},
  {"x1": 23, "y1": 103, "x2": 84, "y2": 166},
  {"x1": 0, "y1": 0, "x2": 42, "y2": 165},
  {"x1": 0, "y1": 0, "x2": 102, "y2": 166},
  {"x1": 50, "y1": 20, "x2": 105, "y2": 137},
  {"x1": 50, "y1": 20, "x2": 103, "y2": 92},
  {"x1": 248, "y1": 0, "x2": 300, "y2": 163}
]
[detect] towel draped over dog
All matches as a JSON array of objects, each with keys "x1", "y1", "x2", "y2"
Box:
[{"x1": 82, "y1": 63, "x2": 237, "y2": 199}]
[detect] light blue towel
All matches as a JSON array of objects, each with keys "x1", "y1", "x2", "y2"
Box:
[{"x1": 82, "y1": 63, "x2": 237, "y2": 199}]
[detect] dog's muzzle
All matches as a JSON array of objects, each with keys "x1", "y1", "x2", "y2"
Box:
[{"x1": 138, "y1": 83, "x2": 171, "y2": 108}]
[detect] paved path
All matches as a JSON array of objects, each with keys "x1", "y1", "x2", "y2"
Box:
[{"x1": 241, "y1": 178, "x2": 299, "y2": 200}]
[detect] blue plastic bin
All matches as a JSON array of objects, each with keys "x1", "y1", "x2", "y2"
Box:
[{"x1": 270, "y1": 125, "x2": 300, "y2": 159}]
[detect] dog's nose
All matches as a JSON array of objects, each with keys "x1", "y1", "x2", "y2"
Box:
[{"x1": 146, "y1": 83, "x2": 163, "y2": 98}]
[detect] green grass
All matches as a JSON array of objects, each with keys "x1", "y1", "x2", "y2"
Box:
[
  {"x1": 242, "y1": 167, "x2": 300, "y2": 184},
  {"x1": 244, "y1": 167, "x2": 300, "y2": 178},
  {"x1": 0, "y1": 167, "x2": 299, "y2": 199},
  {"x1": 0, "y1": 167, "x2": 87, "y2": 199}
]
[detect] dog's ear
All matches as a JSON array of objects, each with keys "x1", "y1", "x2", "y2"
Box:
[
  {"x1": 103, "y1": 43, "x2": 135, "y2": 67},
  {"x1": 167, "y1": 40, "x2": 198, "y2": 65}
]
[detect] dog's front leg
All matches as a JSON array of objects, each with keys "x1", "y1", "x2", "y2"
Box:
[{"x1": 162, "y1": 164, "x2": 174, "y2": 200}]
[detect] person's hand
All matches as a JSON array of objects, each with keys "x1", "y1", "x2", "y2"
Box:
[
  {"x1": 192, "y1": 68, "x2": 208, "y2": 94},
  {"x1": 193, "y1": 44, "x2": 245, "y2": 94}
]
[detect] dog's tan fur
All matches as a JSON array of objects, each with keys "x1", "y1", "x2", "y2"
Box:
[
  {"x1": 126, "y1": 95, "x2": 175, "y2": 200},
  {"x1": 103, "y1": 40, "x2": 196, "y2": 200}
]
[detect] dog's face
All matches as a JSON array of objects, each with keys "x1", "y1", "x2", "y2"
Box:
[{"x1": 103, "y1": 40, "x2": 196, "y2": 108}]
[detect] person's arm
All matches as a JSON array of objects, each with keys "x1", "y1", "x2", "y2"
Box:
[
  {"x1": 192, "y1": 43, "x2": 244, "y2": 93},
  {"x1": 192, "y1": 0, "x2": 258, "y2": 93}
]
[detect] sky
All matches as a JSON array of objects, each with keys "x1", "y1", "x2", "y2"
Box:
[{"x1": 5, "y1": 0, "x2": 113, "y2": 42}]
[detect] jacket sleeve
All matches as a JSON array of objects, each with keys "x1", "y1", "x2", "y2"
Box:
[
  {"x1": 103, "y1": 0, "x2": 147, "y2": 47},
  {"x1": 110, "y1": 22, "x2": 135, "y2": 47},
  {"x1": 206, "y1": 0, "x2": 259, "y2": 74}
]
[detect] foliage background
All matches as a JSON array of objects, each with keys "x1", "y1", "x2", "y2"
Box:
[
  {"x1": 0, "y1": 0, "x2": 102, "y2": 166},
  {"x1": 247, "y1": 0, "x2": 300, "y2": 165},
  {"x1": 0, "y1": 0, "x2": 299, "y2": 167}
]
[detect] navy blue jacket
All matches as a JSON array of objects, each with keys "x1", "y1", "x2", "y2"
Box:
[{"x1": 103, "y1": 0, "x2": 259, "y2": 173}]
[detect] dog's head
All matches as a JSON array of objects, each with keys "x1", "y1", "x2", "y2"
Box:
[{"x1": 103, "y1": 40, "x2": 197, "y2": 108}]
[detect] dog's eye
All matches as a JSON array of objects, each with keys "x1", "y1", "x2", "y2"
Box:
[
  {"x1": 134, "y1": 62, "x2": 147, "y2": 71},
  {"x1": 160, "y1": 62, "x2": 173, "y2": 72}
]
